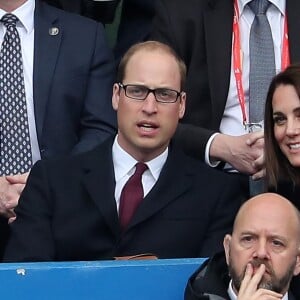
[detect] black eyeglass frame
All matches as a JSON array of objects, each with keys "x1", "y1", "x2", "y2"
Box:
[{"x1": 118, "y1": 83, "x2": 183, "y2": 103}]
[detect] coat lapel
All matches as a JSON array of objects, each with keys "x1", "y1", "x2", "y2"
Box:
[
  {"x1": 81, "y1": 138, "x2": 120, "y2": 237},
  {"x1": 33, "y1": 1, "x2": 62, "y2": 141},
  {"x1": 287, "y1": 0, "x2": 300, "y2": 63},
  {"x1": 128, "y1": 146, "x2": 194, "y2": 230},
  {"x1": 204, "y1": 0, "x2": 234, "y2": 120}
]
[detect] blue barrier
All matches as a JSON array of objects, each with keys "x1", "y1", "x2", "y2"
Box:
[{"x1": 0, "y1": 258, "x2": 206, "y2": 300}]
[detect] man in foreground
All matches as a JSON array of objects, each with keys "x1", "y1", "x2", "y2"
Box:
[
  {"x1": 3, "y1": 41, "x2": 244, "y2": 262},
  {"x1": 185, "y1": 193, "x2": 300, "y2": 299}
]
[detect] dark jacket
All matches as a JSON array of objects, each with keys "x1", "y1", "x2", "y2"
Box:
[
  {"x1": 271, "y1": 181, "x2": 300, "y2": 211},
  {"x1": 42, "y1": 0, "x2": 119, "y2": 23},
  {"x1": 4, "y1": 137, "x2": 245, "y2": 262},
  {"x1": 33, "y1": 1, "x2": 116, "y2": 158}
]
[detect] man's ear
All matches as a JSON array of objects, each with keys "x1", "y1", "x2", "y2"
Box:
[
  {"x1": 223, "y1": 234, "x2": 232, "y2": 266},
  {"x1": 178, "y1": 92, "x2": 186, "y2": 119},
  {"x1": 112, "y1": 83, "x2": 120, "y2": 111},
  {"x1": 293, "y1": 247, "x2": 300, "y2": 276}
]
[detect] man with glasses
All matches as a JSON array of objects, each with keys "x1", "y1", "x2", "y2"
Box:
[{"x1": 4, "y1": 41, "x2": 244, "y2": 262}]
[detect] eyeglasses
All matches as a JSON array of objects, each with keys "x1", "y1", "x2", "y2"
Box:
[{"x1": 118, "y1": 83, "x2": 182, "y2": 103}]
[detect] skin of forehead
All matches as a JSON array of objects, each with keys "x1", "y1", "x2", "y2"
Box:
[
  {"x1": 233, "y1": 193, "x2": 300, "y2": 238},
  {"x1": 125, "y1": 48, "x2": 181, "y2": 80}
]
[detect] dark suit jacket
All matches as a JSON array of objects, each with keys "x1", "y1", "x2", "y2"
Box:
[
  {"x1": 44, "y1": 0, "x2": 156, "y2": 61},
  {"x1": 269, "y1": 181, "x2": 300, "y2": 211},
  {"x1": 42, "y1": 0, "x2": 119, "y2": 23},
  {"x1": 151, "y1": 0, "x2": 300, "y2": 160},
  {"x1": 114, "y1": 0, "x2": 155, "y2": 61},
  {"x1": 3, "y1": 137, "x2": 245, "y2": 262},
  {"x1": 33, "y1": 0, "x2": 116, "y2": 158}
]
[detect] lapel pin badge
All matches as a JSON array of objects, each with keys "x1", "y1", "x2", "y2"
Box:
[{"x1": 49, "y1": 27, "x2": 59, "y2": 36}]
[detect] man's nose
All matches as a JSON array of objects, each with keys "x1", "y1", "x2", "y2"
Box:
[
  {"x1": 142, "y1": 92, "x2": 158, "y2": 113},
  {"x1": 253, "y1": 239, "x2": 269, "y2": 259}
]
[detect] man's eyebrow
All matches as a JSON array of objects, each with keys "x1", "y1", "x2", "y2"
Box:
[{"x1": 238, "y1": 230, "x2": 256, "y2": 235}]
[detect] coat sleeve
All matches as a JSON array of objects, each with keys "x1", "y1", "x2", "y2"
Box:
[
  {"x1": 198, "y1": 172, "x2": 245, "y2": 257},
  {"x1": 3, "y1": 160, "x2": 55, "y2": 262},
  {"x1": 71, "y1": 22, "x2": 117, "y2": 155}
]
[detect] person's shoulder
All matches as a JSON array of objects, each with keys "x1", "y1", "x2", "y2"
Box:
[
  {"x1": 34, "y1": 137, "x2": 113, "y2": 172},
  {"x1": 170, "y1": 145, "x2": 230, "y2": 178},
  {"x1": 185, "y1": 251, "x2": 230, "y2": 300},
  {"x1": 38, "y1": 1, "x2": 101, "y2": 29},
  {"x1": 172, "y1": 150, "x2": 241, "y2": 192},
  {"x1": 173, "y1": 148, "x2": 222, "y2": 173}
]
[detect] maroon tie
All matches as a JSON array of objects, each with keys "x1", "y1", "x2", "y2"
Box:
[{"x1": 119, "y1": 162, "x2": 148, "y2": 230}]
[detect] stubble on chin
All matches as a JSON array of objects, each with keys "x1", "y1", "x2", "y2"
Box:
[{"x1": 229, "y1": 258, "x2": 295, "y2": 294}]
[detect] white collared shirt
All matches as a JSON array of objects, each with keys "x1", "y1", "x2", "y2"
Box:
[
  {"x1": 227, "y1": 279, "x2": 289, "y2": 300},
  {"x1": 112, "y1": 136, "x2": 168, "y2": 212},
  {"x1": 0, "y1": 0, "x2": 40, "y2": 164}
]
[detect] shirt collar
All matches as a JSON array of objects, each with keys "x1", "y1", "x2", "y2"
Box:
[
  {"x1": 112, "y1": 135, "x2": 168, "y2": 181},
  {"x1": 227, "y1": 280, "x2": 237, "y2": 300},
  {"x1": 237, "y1": 0, "x2": 285, "y2": 17},
  {"x1": 0, "y1": 0, "x2": 34, "y2": 34}
]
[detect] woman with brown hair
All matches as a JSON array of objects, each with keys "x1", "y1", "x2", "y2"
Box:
[{"x1": 264, "y1": 64, "x2": 300, "y2": 208}]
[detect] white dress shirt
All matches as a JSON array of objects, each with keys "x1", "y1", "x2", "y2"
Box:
[
  {"x1": 112, "y1": 136, "x2": 168, "y2": 212},
  {"x1": 0, "y1": 0, "x2": 40, "y2": 165}
]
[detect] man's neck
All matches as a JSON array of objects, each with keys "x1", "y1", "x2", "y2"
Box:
[{"x1": 0, "y1": 0, "x2": 27, "y2": 12}]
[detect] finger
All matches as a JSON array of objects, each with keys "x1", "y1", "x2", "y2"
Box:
[
  {"x1": 238, "y1": 264, "x2": 266, "y2": 299},
  {"x1": 252, "y1": 154, "x2": 264, "y2": 169},
  {"x1": 0, "y1": 208, "x2": 16, "y2": 219},
  {"x1": 11, "y1": 183, "x2": 26, "y2": 195},
  {"x1": 246, "y1": 131, "x2": 264, "y2": 146},
  {"x1": 255, "y1": 288, "x2": 283, "y2": 299},
  {"x1": 8, "y1": 216, "x2": 16, "y2": 224},
  {"x1": 246, "y1": 264, "x2": 266, "y2": 291},
  {"x1": 252, "y1": 168, "x2": 266, "y2": 181},
  {"x1": 5, "y1": 198, "x2": 19, "y2": 210},
  {"x1": 6, "y1": 172, "x2": 29, "y2": 184},
  {"x1": 251, "y1": 152, "x2": 265, "y2": 176},
  {"x1": 255, "y1": 137, "x2": 264, "y2": 148},
  {"x1": 238, "y1": 263, "x2": 253, "y2": 295}
]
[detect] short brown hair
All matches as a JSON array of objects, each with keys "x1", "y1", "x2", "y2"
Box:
[{"x1": 116, "y1": 41, "x2": 187, "y2": 90}]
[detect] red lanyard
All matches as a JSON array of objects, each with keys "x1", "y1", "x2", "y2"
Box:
[{"x1": 232, "y1": 0, "x2": 290, "y2": 126}]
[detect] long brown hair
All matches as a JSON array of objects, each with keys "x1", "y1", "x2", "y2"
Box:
[{"x1": 264, "y1": 64, "x2": 300, "y2": 189}]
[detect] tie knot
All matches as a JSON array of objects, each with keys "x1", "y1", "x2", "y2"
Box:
[
  {"x1": 134, "y1": 162, "x2": 148, "y2": 177},
  {"x1": 1, "y1": 13, "x2": 18, "y2": 28},
  {"x1": 248, "y1": 0, "x2": 270, "y2": 15}
]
